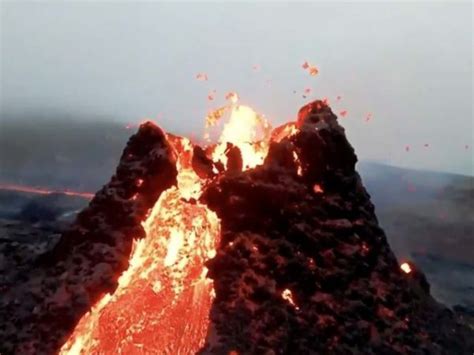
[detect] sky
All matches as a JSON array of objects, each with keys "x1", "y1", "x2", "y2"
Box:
[{"x1": 1, "y1": 1, "x2": 472, "y2": 175}]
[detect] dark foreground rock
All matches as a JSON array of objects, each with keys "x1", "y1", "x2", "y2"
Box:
[
  {"x1": 0, "y1": 123, "x2": 177, "y2": 354},
  {"x1": 199, "y1": 101, "x2": 474, "y2": 354}
]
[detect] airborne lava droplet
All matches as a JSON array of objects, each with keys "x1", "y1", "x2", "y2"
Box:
[
  {"x1": 308, "y1": 66, "x2": 319, "y2": 76},
  {"x1": 225, "y1": 92, "x2": 239, "y2": 103},
  {"x1": 301, "y1": 61, "x2": 319, "y2": 76},
  {"x1": 196, "y1": 73, "x2": 208, "y2": 81},
  {"x1": 400, "y1": 262, "x2": 412, "y2": 274},
  {"x1": 282, "y1": 289, "x2": 299, "y2": 309},
  {"x1": 313, "y1": 184, "x2": 324, "y2": 194}
]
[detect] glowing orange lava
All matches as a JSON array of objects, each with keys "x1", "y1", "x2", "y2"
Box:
[
  {"x1": 60, "y1": 136, "x2": 220, "y2": 354},
  {"x1": 400, "y1": 262, "x2": 412, "y2": 274},
  {"x1": 60, "y1": 95, "x2": 289, "y2": 354},
  {"x1": 281, "y1": 289, "x2": 299, "y2": 310},
  {"x1": 313, "y1": 184, "x2": 324, "y2": 194}
]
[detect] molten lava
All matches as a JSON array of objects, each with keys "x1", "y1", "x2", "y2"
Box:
[
  {"x1": 400, "y1": 262, "x2": 412, "y2": 274},
  {"x1": 60, "y1": 96, "x2": 282, "y2": 354}
]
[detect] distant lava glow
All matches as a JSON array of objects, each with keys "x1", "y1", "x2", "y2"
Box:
[
  {"x1": 60, "y1": 96, "x2": 286, "y2": 354},
  {"x1": 0, "y1": 183, "x2": 93, "y2": 199}
]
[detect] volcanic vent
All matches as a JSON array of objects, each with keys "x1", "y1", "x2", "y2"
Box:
[{"x1": 0, "y1": 100, "x2": 472, "y2": 354}]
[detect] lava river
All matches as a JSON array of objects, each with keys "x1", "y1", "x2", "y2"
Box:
[{"x1": 60, "y1": 100, "x2": 273, "y2": 354}]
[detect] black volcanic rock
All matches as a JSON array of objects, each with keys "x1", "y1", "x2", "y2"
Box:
[
  {"x1": 0, "y1": 123, "x2": 177, "y2": 354},
  {"x1": 199, "y1": 101, "x2": 474, "y2": 354}
]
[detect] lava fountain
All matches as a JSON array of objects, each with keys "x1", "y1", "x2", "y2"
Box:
[{"x1": 60, "y1": 98, "x2": 275, "y2": 354}]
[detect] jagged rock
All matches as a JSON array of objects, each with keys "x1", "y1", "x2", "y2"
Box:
[
  {"x1": 200, "y1": 101, "x2": 474, "y2": 354},
  {"x1": 0, "y1": 123, "x2": 177, "y2": 354}
]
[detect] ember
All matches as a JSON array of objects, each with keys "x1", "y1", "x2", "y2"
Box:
[
  {"x1": 281, "y1": 289, "x2": 299, "y2": 309},
  {"x1": 301, "y1": 60, "x2": 319, "y2": 76},
  {"x1": 313, "y1": 184, "x2": 324, "y2": 193},
  {"x1": 401, "y1": 262, "x2": 412, "y2": 274}
]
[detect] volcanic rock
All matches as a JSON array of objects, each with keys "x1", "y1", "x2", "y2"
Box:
[
  {"x1": 0, "y1": 123, "x2": 177, "y2": 354},
  {"x1": 199, "y1": 101, "x2": 474, "y2": 354}
]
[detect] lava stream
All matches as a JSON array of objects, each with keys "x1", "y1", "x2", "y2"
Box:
[
  {"x1": 60, "y1": 185, "x2": 220, "y2": 354},
  {"x1": 61, "y1": 97, "x2": 276, "y2": 354}
]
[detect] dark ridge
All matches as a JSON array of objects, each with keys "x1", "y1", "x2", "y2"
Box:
[
  {"x1": 0, "y1": 122, "x2": 177, "y2": 354},
  {"x1": 199, "y1": 100, "x2": 474, "y2": 354}
]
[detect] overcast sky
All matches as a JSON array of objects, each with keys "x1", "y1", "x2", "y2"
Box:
[{"x1": 1, "y1": 1, "x2": 472, "y2": 175}]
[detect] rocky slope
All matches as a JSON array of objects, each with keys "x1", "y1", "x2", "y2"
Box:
[
  {"x1": 0, "y1": 123, "x2": 177, "y2": 354},
  {"x1": 199, "y1": 101, "x2": 474, "y2": 354}
]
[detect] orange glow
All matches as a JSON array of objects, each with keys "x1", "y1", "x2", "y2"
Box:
[
  {"x1": 0, "y1": 183, "x2": 93, "y2": 199},
  {"x1": 313, "y1": 184, "x2": 324, "y2": 194},
  {"x1": 308, "y1": 66, "x2": 319, "y2": 76},
  {"x1": 211, "y1": 105, "x2": 270, "y2": 170},
  {"x1": 204, "y1": 93, "x2": 272, "y2": 170},
  {"x1": 271, "y1": 122, "x2": 298, "y2": 143},
  {"x1": 61, "y1": 96, "x2": 285, "y2": 354},
  {"x1": 301, "y1": 61, "x2": 319, "y2": 77},
  {"x1": 205, "y1": 106, "x2": 228, "y2": 133},
  {"x1": 225, "y1": 92, "x2": 239, "y2": 103},
  {"x1": 400, "y1": 262, "x2": 412, "y2": 274},
  {"x1": 293, "y1": 151, "x2": 303, "y2": 176},
  {"x1": 60, "y1": 136, "x2": 220, "y2": 354},
  {"x1": 282, "y1": 289, "x2": 299, "y2": 310}
]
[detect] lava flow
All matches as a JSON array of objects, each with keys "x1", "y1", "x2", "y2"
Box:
[
  {"x1": 0, "y1": 183, "x2": 94, "y2": 199},
  {"x1": 60, "y1": 98, "x2": 274, "y2": 354}
]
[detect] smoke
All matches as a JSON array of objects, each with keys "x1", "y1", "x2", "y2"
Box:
[{"x1": 1, "y1": 2, "x2": 472, "y2": 175}]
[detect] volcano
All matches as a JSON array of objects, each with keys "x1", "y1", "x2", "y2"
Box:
[{"x1": 0, "y1": 100, "x2": 472, "y2": 354}]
